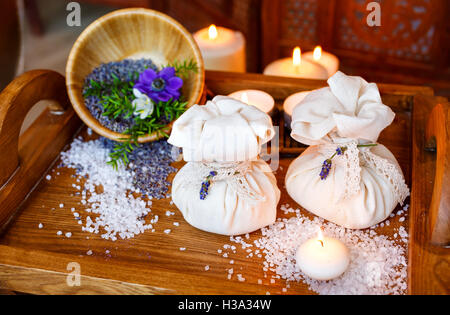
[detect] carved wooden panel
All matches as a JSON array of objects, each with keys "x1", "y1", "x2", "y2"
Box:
[
  {"x1": 261, "y1": 0, "x2": 449, "y2": 96},
  {"x1": 280, "y1": 0, "x2": 319, "y2": 45},
  {"x1": 335, "y1": 0, "x2": 442, "y2": 63}
]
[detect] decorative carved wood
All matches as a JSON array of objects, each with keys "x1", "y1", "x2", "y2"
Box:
[{"x1": 262, "y1": 0, "x2": 450, "y2": 96}]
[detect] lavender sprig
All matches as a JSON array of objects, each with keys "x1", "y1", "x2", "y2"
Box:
[
  {"x1": 320, "y1": 144, "x2": 377, "y2": 180},
  {"x1": 200, "y1": 171, "x2": 218, "y2": 200}
]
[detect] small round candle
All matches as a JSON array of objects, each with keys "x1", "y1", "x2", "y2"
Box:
[
  {"x1": 303, "y1": 46, "x2": 339, "y2": 78},
  {"x1": 228, "y1": 90, "x2": 275, "y2": 115},
  {"x1": 283, "y1": 91, "x2": 311, "y2": 127},
  {"x1": 296, "y1": 230, "x2": 350, "y2": 281},
  {"x1": 194, "y1": 25, "x2": 246, "y2": 72},
  {"x1": 263, "y1": 46, "x2": 328, "y2": 80}
]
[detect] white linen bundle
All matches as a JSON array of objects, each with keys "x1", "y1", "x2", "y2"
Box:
[
  {"x1": 168, "y1": 96, "x2": 280, "y2": 235},
  {"x1": 285, "y1": 72, "x2": 409, "y2": 229}
]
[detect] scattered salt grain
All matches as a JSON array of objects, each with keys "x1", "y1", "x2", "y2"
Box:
[
  {"x1": 46, "y1": 175, "x2": 51, "y2": 181},
  {"x1": 164, "y1": 229, "x2": 171, "y2": 234},
  {"x1": 399, "y1": 217, "x2": 405, "y2": 222},
  {"x1": 57, "y1": 231, "x2": 62, "y2": 236},
  {"x1": 59, "y1": 203, "x2": 64, "y2": 208},
  {"x1": 204, "y1": 265, "x2": 210, "y2": 271},
  {"x1": 253, "y1": 211, "x2": 408, "y2": 295},
  {"x1": 65, "y1": 232, "x2": 72, "y2": 238},
  {"x1": 38, "y1": 223, "x2": 43, "y2": 229},
  {"x1": 179, "y1": 247, "x2": 186, "y2": 251},
  {"x1": 86, "y1": 250, "x2": 92, "y2": 255},
  {"x1": 173, "y1": 222, "x2": 179, "y2": 227}
]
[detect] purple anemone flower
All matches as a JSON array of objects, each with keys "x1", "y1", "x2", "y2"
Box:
[{"x1": 134, "y1": 67, "x2": 183, "y2": 102}]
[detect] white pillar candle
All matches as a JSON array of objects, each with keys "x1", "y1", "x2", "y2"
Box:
[
  {"x1": 283, "y1": 91, "x2": 311, "y2": 127},
  {"x1": 264, "y1": 47, "x2": 328, "y2": 80},
  {"x1": 194, "y1": 25, "x2": 246, "y2": 73},
  {"x1": 228, "y1": 90, "x2": 275, "y2": 115},
  {"x1": 303, "y1": 46, "x2": 339, "y2": 78},
  {"x1": 296, "y1": 229, "x2": 350, "y2": 281}
]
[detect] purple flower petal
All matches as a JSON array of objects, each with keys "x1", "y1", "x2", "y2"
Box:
[
  {"x1": 157, "y1": 91, "x2": 172, "y2": 102},
  {"x1": 159, "y1": 67, "x2": 175, "y2": 80},
  {"x1": 166, "y1": 77, "x2": 183, "y2": 91},
  {"x1": 141, "y1": 69, "x2": 157, "y2": 82}
]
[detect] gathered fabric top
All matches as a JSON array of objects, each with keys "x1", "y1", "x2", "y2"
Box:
[
  {"x1": 168, "y1": 96, "x2": 275, "y2": 162},
  {"x1": 291, "y1": 71, "x2": 395, "y2": 146}
]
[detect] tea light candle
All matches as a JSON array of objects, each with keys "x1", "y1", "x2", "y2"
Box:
[
  {"x1": 303, "y1": 46, "x2": 339, "y2": 78},
  {"x1": 296, "y1": 229, "x2": 350, "y2": 281},
  {"x1": 283, "y1": 91, "x2": 311, "y2": 127},
  {"x1": 263, "y1": 47, "x2": 328, "y2": 80},
  {"x1": 194, "y1": 25, "x2": 246, "y2": 72},
  {"x1": 228, "y1": 90, "x2": 275, "y2": 115}
]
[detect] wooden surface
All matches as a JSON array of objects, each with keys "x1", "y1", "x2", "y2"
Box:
[
  {"x1": 425, "y1": 102, "x2": 450, "y2": 246},
  {"x1": 409, "y1": 95, "x2": 450, "y2": 294},
  {"x1": 0, "y1": 70, "x2": 81, "y2": 233},
  {"x1": 66, "y1": 8, "x2": 205, "y2": 143},
  {"x1": 0, "y1": 71, "x2": 448, "y2": 295}
]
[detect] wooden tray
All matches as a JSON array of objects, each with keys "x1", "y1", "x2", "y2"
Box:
[{"x1": 0, "y1": 70, "x2": 448, "y2": 295}]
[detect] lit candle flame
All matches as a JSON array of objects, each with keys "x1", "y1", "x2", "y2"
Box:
[
  {"x1": 208, "y1": 24, "x2": 218, "y2": 40},
  {"x1": 241, "y1": 92, "x2": 249, "y2": 105},
  {"x1": 317, "y1": 228, "x2": 324, "y2": 247},
  {"x1": 313, "y1": 46, "x2": 322, "y2": 61},
  {"x1": 293, "y1": 46, "x2": 301, "y2": 66}
]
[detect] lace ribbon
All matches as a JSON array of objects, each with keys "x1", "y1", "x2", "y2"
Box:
[
  {"x1": 180, "y1": 162, "x2": 265, "y2": 201},
  {"x1": 331, "y1": 140, "x2": 410, "y2": 204}
]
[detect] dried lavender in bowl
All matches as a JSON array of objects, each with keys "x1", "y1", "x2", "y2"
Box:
[{"x1": 83, "y1": 59, "x2": 158, "y2": 133}]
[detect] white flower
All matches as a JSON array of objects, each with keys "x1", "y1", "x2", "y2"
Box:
[{"x1": 132, "y1": 88, "x2": 154, "y2": 119}]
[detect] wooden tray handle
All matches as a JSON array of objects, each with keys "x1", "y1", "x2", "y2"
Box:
[
  {"x1": 0, "y1": 70, "x2": 69, "y2": 187},
  {"x1": 425, "y1": 101, "x2": 450, "y2": 247}
]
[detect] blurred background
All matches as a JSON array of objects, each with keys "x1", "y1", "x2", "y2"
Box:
[{"x1": 1, "y1": 0, "x2": 449, "y2": 96}]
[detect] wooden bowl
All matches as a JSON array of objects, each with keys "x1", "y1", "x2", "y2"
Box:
[{"x1": 66, "y1": 8, "x2": 204, "y2": 143}]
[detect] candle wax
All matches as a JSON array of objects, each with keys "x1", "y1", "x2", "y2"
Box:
[
  {"x1": 283, "y1": 91, "x2": 311, "y2": 127},
  {"x1": 264, "y1": 58, "x2": 328, "y2": 80},
  {"x1": 296, "y1": 236, "x2": 350, "y2": 281},
  {"x1": 303, "y1": 50, "x2": 339, "y2": 78},
  {"x1": 228, "y1": 90, "x2": 275, "y2": 114},
  {"x1": 194, "y1": 26, "x2": 246, "y2": 72}
]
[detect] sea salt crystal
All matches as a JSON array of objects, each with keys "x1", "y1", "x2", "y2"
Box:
[
  {"x1": 86, "y1": 250, "x2": 92, "y2": 255},
  {"x1": 59, "y1": 203, "x2": 64, "y2": 208},
  {"x1": 251, "y1": 210, "x2": 408, "y2": 295},
  {"x1": 230, "y1": 260, "x2": 234, "y2": 264},
  {"x1": 164, "y1": 229, "x2": 171, "y2": 234},
  {"x1": 204, "y1": 265, "x2": 210, "y2": 271},
  {"x1": 46, "y1": 175, "x2": 51, "y2": 181},
  {"x1": 38, "y1": 223, "x2": 43, "y2": 229},
  {"x1": 60, "y1": 138, "x2": 159, "y2": 240},
  {"x1": 57, "y1": 231, "x2": 62, "y2": 235},
  {"x1": 65, "y1": 232, "x2": 72, "y2": 238},
  {"x1": 399, "y1": 217, "x2": 405, "y2": 222},
  {"x1": 173, "y1": 222, "x2": 179, "y2": 227},
  {"x1": 179, "y1": 247, "x2": 186, "y2": 251}
]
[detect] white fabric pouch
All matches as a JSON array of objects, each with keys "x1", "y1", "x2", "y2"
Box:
[
  {"x1": 286, "y1": 72, "x2": 409, "y2": 229},
  {"x1": 168, "y1": 96, "x2": 280, "y2": 235}
]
